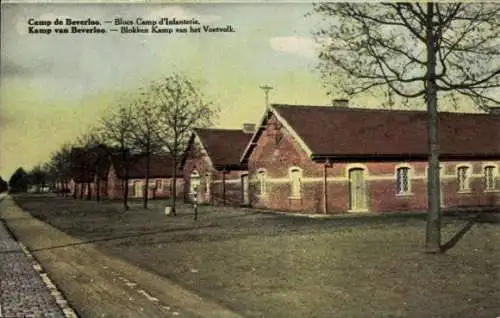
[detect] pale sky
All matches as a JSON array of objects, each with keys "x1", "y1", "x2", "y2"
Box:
[
  {"x1": 1, "y1": 2, "x2": 334, "y2": 180},
  {"x1": 1, "y1": 2, "x2": 489, "y2": 181}
]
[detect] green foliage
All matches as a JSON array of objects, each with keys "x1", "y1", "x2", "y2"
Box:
[
  {"x1": 8, "y1": 167, "x2": 29, "y2": 193},
  {"x1": 0, "y1": 177, "x2": 8, "y2": 193}
]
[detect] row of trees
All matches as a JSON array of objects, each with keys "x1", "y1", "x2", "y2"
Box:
[
  {"x1": 14, "y1": 3, "x2": 500, "y2": 255},
  {"x1": 3, "y1": 166, "x2": 50, "y2": 194},
  {"x1": 0, "y1": 176, "x2": 9, "y2": 193},
  {"x1": 28, "y1": 74, "x2": 218, "y2": 215}
]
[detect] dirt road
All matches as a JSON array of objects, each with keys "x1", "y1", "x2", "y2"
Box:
[{"x1": 0, "y1": 196, "x2": 242, "y2": 318}]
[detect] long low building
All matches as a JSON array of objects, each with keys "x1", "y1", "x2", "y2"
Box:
[
  {"x1": 182, "y1": 125, "x2": 254, "y2": 206},
  {"x1": 69, "y1": 145, "x2": 183, "y2": 201},
  {"x1": 235, "y1": 102, "x2": 500, "y2": 214}
]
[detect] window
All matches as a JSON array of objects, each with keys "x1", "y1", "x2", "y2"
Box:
[
  {"x1": 156, "y1": 180, "x2": 162, "y2": 190},
  {"x1": 190, "y1": 170, "x2": 200, "y2": 194},
  {"x1": 290, "y1": 168, "x2": 302, "y2": 198},
  {"x1": 257, "y1": 170, "x2": 267, "y2": 196},
  {"x1": 457, "y1": 166, "x2": 470, "y2": 192},
  {"x1": 484, "y1": 166, "x2": 496, "y2": 191},
  {"x1": 396, "y1": 167, "x2": 410, "y2": 194}
]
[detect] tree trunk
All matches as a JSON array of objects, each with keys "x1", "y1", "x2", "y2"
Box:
[
  {"x1": 143, "y1": 152, "x2": 150, "y2": 209},
  {"x1": 425, "y1": 2, "x2": 442, "y2": 253},
  {"x1": 222, "y1": 170, "x2": 226, "y2": 205},
  {"x1": 323, "y1": 163, "x2": 328, "y2": 215},
  {"x1": 80, "y1": 183, "x2": 84, "y2": 199},
  {"x1": 86, "y1": 181, "x2": 92, "y2": 200},
  {"x1": 170, "y1": 157, "x2": 177, "y2": 216},
  {"x1": 123, "y1": 177, "x2": 129, "y2": 211},
  {"x1": 122, "y1": 149, "x2": 130, "y2": 211},
  {"x1": 96, "y1": 176, "x2": 100, "y2": 202}
]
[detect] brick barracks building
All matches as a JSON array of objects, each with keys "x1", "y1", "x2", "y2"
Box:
[
  {"x1": 182, "y1": 126, "x2": 254, "y2": 206},
  {"x1": 235, "y1": 102, "x2": 500, "y2": 214},
  {"x1": 69, "y1": 145, "x2": 183, "y2": 201}
]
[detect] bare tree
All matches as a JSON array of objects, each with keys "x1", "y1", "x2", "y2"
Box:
[
  {"x1": 49, "y1": 143, "x2": 73, "y2": 195},
  {"x1": 99, "y1": 104, "x2": 135, "y2": 211},
  {"x1": 28, "y1": 164, "x2": 47, "y2": 193},
  {"x1": 41, "y1": 162, "x2": 56, "y2": 192},
  {"x1": 130, "y1": 94, "x2": 163, "y2": 209},
  {"x1": 145, "y1": 74, "x2": 218, "y2": 216},
  {"x1": 313, "y1": 3, "x2": 500, "y2": 253}
]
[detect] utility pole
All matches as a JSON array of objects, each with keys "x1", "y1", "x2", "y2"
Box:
[{"x1": 260, "y1": 84, "x2": 273, "y2": 110}]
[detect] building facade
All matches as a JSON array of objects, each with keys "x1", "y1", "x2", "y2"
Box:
[
  {"x1": 182, "y1": 126, "x2": 254, "y2": 206},
  {"x1": 69, "y1": 145, "x2": 183, "y2": 201},
  {"x1": 240, "y1": 104, "x2": 500, "y2": 214}
]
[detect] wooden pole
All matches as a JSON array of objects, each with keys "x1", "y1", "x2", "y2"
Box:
[
  {"x1": 323, "y1": 161, "x2": 328, "y2": 215},
  {"x1": 222, "y1": 169, "x2": 226, "y2": 206}
]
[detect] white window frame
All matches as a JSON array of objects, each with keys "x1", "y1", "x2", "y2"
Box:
[
  {"x1": 456, "y1": 165, "x2": 471, "y2": 193},
  {"x1": 190, "y1": 170, "x2": 201, "y2": 195},
  {"x1": 289, "y1": 167, "x2": 303, "y2": 199},
  {"x1": 156, "y1": 179, "x2": 162, "y2": 190},
  {"x1": 257, "y1": 169, "x2": 267, "y2": 197},
  {"x1": 483, "y1": 164, "x2": 498, "y2": 192},
  {"x1": 395, "y1": 165, "x2": 412, "y2": 195}
]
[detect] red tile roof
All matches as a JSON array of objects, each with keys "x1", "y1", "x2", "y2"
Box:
[
  {"x1": 243, "y1": 104, "x2": 500, "y2": 161},
  {"x1": 193, "y1": 128, "x2": 253, "y2": 169},
  {"x1": 71, "y1": 145, "x2": 182, "y2": 182}
]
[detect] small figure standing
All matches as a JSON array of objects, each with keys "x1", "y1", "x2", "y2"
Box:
[{"x1": 192, "y1": 186, "x2": 199, "y2": 220}]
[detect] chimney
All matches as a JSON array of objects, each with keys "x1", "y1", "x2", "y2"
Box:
[
  {"x1": 489, "y1": 106, "x2": 500, "y2": 115},
  {"x1": 332, "y1": 98, "x2": 349, "y2": 108},
  {"x1": 243, "y1": 123, "x2": 256, "y2": 134}
]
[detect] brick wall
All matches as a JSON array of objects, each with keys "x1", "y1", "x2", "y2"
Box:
[
  {"x1": 102, "y1": 166, "x2": 184, "y2": 200},
  {"x1": 107, "y1": 166, "x2": 124, "y2": 200},
  {"x1": 127, "y1": 178, "x2": 184, "y2": 199},
  {"x1": 183, "y1": 142, "x2": 247, "y2": 206},
  {"x1": 248, "y1": 114, "x2": 500, "y2": 214}
]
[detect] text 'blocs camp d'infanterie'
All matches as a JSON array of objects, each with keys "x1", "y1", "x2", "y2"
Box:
[{"x1": 26, "y1": 16, "x2": 236, "y2": 35}]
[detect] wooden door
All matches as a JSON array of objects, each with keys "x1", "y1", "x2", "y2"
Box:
[
  {"x1": 134, "y1": 182, "x2": 142, "y2": 198},
  {"x1": 349, "y1": 168, "x2": 366, "y2": 211}
]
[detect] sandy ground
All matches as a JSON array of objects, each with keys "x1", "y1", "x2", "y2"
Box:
[
  {"x1": 0, "y1": 195, "x2": 241, "y2": 318},
  {"x1": 7, "y1": 194, "x2": 500, "y2": 318}
]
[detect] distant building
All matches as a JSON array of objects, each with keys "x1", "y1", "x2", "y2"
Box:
[
  {"x1": 69, "y1": 145, "x2": 183, "y2": 200},
  {"x1": 107, "y1": 153, "x2": 183, "y2": 200},
  {"x1": 182, "y1": 125, "x2": 254, "y2": 206}
]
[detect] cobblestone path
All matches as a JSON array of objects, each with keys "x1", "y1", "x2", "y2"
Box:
[{"x1": 0, "y1": 219, "x2": 66, "y2": 317}]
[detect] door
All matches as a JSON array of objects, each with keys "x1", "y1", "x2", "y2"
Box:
[
  {"x1": 241, "y1": 174, "x2": 249, "y2": 205},
  {"x1": 190, "y1": 170, "x2": 201, "y2": 202},
  {"x1": 349, "y1": 168, "x2": 366, "y2": 211},
  {"x1": 134, "y1": 181, "x2": 142, "y2": 198},
  {"x1": 440, "y1": 184, "x2": 445, "y2": 207}
]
